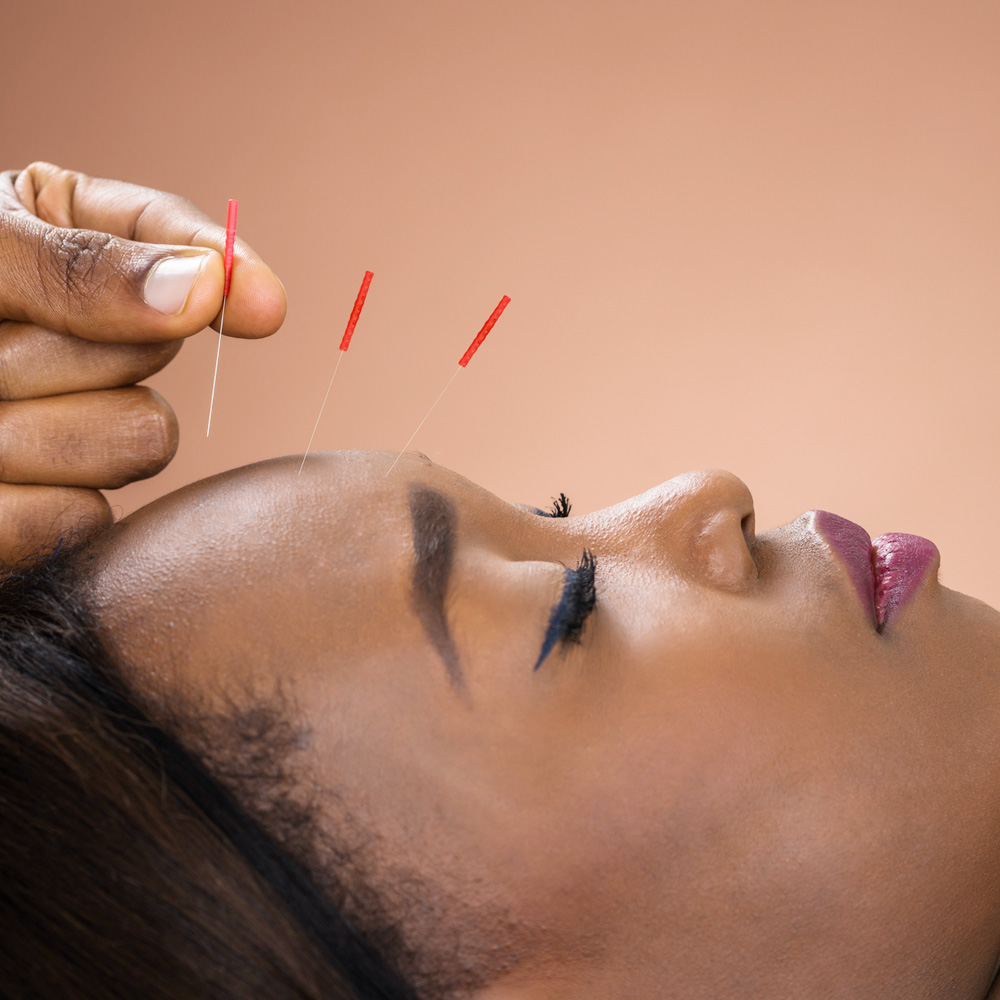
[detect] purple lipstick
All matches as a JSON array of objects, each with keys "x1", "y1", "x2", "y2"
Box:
[{"x1": 814, "y1": 511, "x2": 939, "y2": 630}]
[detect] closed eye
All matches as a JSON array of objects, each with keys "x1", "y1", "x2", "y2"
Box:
[
  {"x1": 534, "y1": 550, "x2": 597, "y2": 670},
  {"x1": 536, "y1": 493, "x2": 572, "y2": 518}
]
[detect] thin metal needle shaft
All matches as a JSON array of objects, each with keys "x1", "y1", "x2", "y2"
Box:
[
  {"x1": 385, "y1": 367, "x2": 461, "y2": 477},
  {"x1": 206, "y1": 296, "x2": 227, "y2": 437},
  {"x1": 298, "y1": 350, "x2": 346, "y2": 475}
]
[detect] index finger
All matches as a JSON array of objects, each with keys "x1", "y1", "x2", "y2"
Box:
[{"x1": 8, "y1": 163, "x2": 286, "y2": 339}]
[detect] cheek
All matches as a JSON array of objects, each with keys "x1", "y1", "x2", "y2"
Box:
[{"x1": 574, "y1": 644, "x2": 1000, "y2": 982}]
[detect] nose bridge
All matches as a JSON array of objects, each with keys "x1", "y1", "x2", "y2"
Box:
[{"x1": 587, "y1": 469, "x2": 757, "y2": 591}]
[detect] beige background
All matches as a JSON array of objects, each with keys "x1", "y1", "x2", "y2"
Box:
[{"x1": 4, "y1": 1, "x2": 999, "y2": 606}]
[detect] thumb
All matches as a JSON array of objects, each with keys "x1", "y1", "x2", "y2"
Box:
[{"x1": 0, "y1": 210, "x2": 226, "y2": 343}]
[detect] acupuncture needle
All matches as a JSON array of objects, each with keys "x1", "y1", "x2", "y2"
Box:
[
  {"x1": 298, "y1": 270, "x2": 375, "y2": 474},
  {"x1": 206, "y1": 198, "x2": 238, "y2": 437},
  {"x1": 385, "y1": 294, "x2": 511, "y2": 476}
]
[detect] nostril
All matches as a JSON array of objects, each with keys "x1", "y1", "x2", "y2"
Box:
[{"x1": 741, "y1": 511, "x2": 756, "y2": 549}]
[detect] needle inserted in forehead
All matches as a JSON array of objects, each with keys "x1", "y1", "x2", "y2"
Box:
[
  {"x1": 298, "y1": 270, "x2": 374, "y2": 474},
  {"x1": 206, "y1": 198, "x2": 239, "y2": 437},
  {"x1": 385, "y1": 294, "x2": 511, "y2": 477}
]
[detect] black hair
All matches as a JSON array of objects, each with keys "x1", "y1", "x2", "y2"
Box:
[{"x1": 0, "y1": 551, "x2": 422, "y2": 999}]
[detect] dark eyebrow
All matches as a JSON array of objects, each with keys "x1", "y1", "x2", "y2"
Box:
[{"x1": 408, "y1": 484, "x2": 463, "y2": 690}]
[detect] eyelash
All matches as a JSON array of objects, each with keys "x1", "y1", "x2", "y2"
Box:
[
  {"x1": 534, "y1": 550, "x2": 598, "y2": 671},
  {"x1": 538, "y1": 493, "x2": 572, "y2": 518}
]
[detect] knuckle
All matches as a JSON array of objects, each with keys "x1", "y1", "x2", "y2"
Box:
[
  {"x1": 23, "y1": 160, "x2": 61, "y2": 178},
  {"x1": 38, "y1": 227, "x2": 117, "y2": 308},
  {"x1": 19, "y1": 163, "x2": 83, "y2": 229},
  {"x1": 25, "y1": 161, "x2": 81, "y2": 191}
]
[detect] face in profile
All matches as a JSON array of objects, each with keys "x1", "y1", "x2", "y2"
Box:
[{"x1": 88, "y1": 450, "x2": 1000, "y2": 999}]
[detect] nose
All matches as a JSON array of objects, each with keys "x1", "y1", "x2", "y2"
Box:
[{"x1": 589, "y1": 469, "x2": 758, "y2": 592}]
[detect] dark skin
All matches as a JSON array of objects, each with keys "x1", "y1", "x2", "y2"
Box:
[
  {"x1": 7, "y1": 164, "x2": 1000, "y2": 998},
  {"x1": 87, "y1": 450, "x2": 1000, "y2": 1000},
  {"x1": 0, "y1": 162, "x2": 286, "y2": 565}
]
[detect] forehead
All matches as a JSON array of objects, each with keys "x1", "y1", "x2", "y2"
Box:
[
  {"x1": 119, "y1": 451, "x2": 431, "y2": 551},
  {"x1": 87, "y1": 452, "x2": 455, "y2": 692}
]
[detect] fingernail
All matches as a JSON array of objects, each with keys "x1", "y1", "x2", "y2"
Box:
[{"x1": 143, "y1": 254, "x2": 209, "y2": 315}]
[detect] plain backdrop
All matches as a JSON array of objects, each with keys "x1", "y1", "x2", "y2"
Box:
[{"x1": 4, "y1": 0, "x2": 999, "y2": 607}]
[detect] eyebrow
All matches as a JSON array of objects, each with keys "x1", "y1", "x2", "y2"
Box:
[{"x1": 408, "y1": 484, "x2": 463, "y2": 690}]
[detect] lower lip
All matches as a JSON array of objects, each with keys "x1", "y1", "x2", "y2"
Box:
[{"x1": 814, "y1": 511, "x2": 939, "y2": 630}]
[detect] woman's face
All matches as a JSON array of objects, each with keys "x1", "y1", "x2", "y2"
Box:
[{"x1": 90, "y1": 452, "x2": 1000, "y2": 999}]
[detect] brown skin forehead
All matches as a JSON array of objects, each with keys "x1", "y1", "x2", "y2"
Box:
[
  {"x1": 87, "y1": 452, "x2": 462, "y2": 697},
  {"x1": 85, "y1": 450, "x2": 1000, "y2": 998}
]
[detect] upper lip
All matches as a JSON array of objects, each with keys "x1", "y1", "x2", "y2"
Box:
[
  {"x1": 811, "y1": 510, "x2": 940, "y2": 631},
  {"x1": 813, "y1": 510, "x2": 877, "y2": 625}
]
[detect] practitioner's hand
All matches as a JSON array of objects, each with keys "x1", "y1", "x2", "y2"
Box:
[{"x1": 0, "y1": 161, "x2": 286, "y2": 568}]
